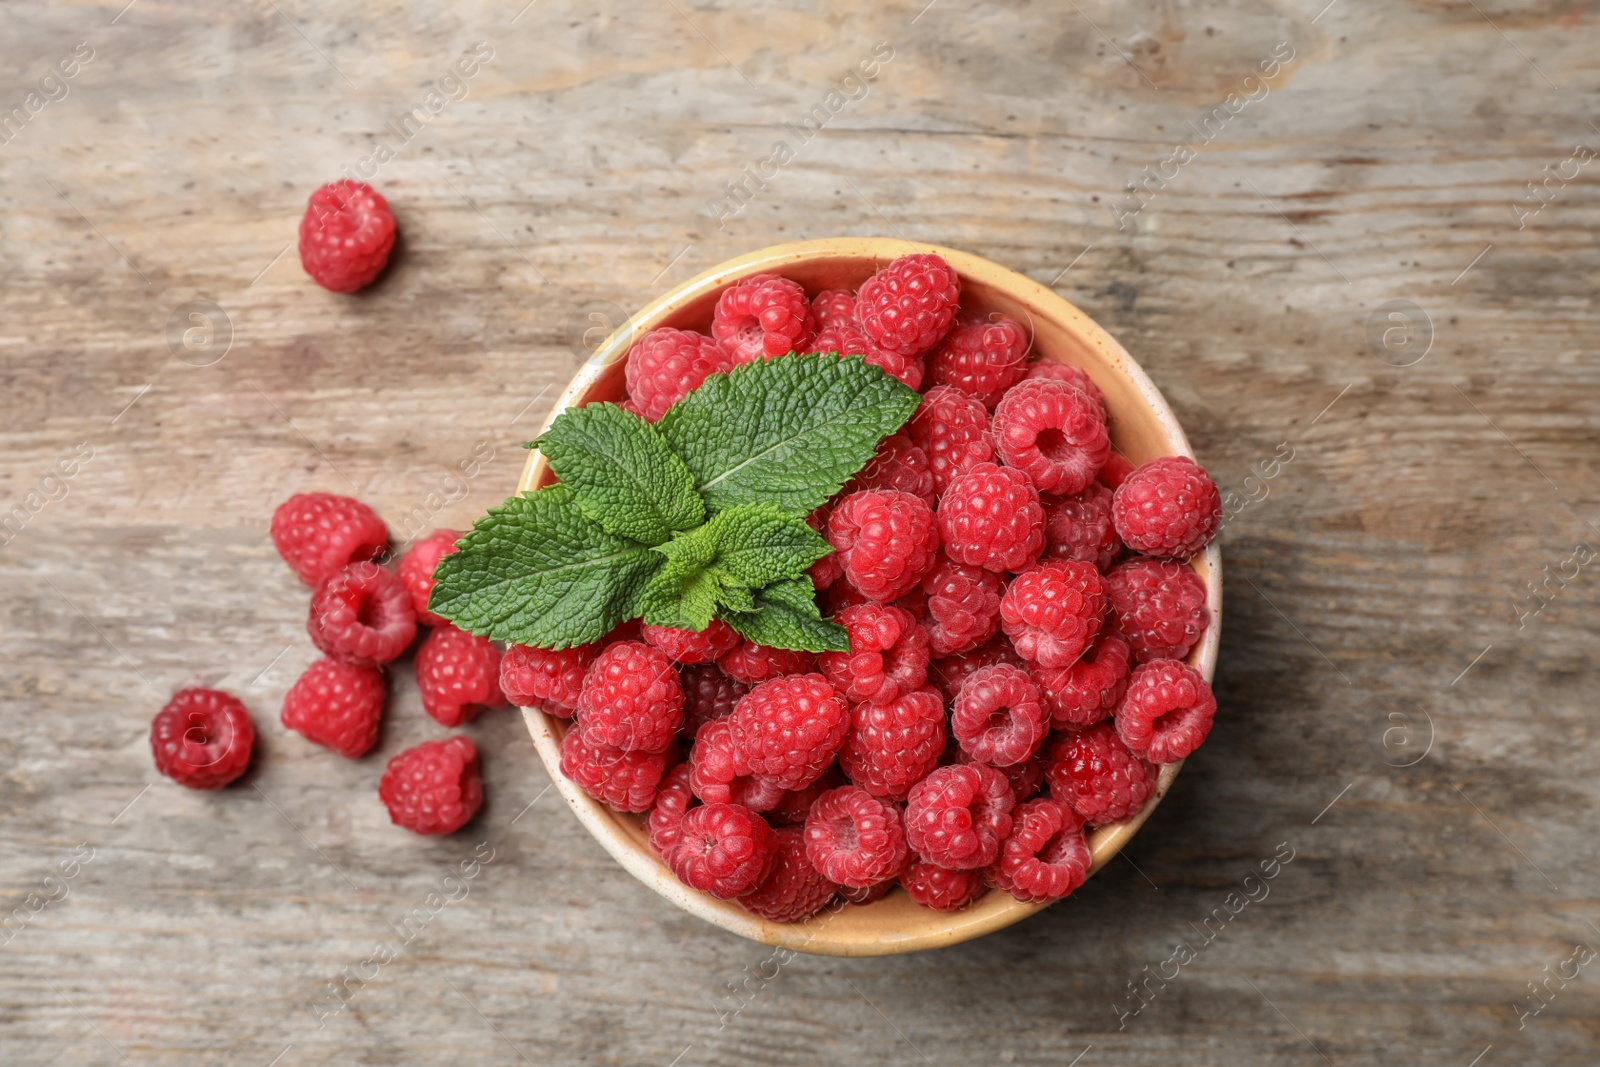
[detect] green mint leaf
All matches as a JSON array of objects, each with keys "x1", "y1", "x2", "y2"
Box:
[
  {"x1": 638, "y1": 522, "x2": 722, "y2": 630},
  {"x1": 656, "y1": 353, "x2": 921, "y2": 517},
  {"x1": 428, "y1": 484, "x2": 661, "y2": 649},
  {"x1": 535, "y1": 402, "x2": 704, "y2": 545},
  {"x1": 707, "y1": 503, "x2": 832, "y2": 587},
  {"x1": 721, "y1": 576, "x2": 850, "y2": 653}
]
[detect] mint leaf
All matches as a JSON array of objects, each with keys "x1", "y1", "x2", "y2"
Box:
[
  {"x1": 429, "y1": 485, "x2": 661, "y2": 649},
  {"x1": 535, "y1": 402, "x2": 704, "y2": 545},
  {"x1": 656, "y1": 353, "x2": 921, "y2": 517},
  {"x1": 722, "y1": 576, "x2": 849, "y2": 653},
  {"x1": 708, "y1": 503, "x2": 832, "y2": 587},
  {"x1": 638, "y1": 521, "x2": 721, "y2": 630}
]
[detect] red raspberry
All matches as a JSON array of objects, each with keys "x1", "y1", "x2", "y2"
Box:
[
  {"x1": 270, "y1": 492, "x2": 389, "y2": 588},
  {"x1": 992, "y1": 378, "x2": 1110, "y2": 495},
  {"x1": 1042, "y1": 482, "x2": 1122, "y2": 572},
  {"x1": 1116, "y1": 660, "x2": 1216, "y2": 763},
  {"x1": 827, "y1": 490, "x2": 940, "y2": 602},
  {"x1": 904, "y1": 763, "x2": 1015, "y2": 870},
  {"x1": 716, "y1": 640, "x2": 816, "y2": 686},
  {"x1": 951, "y1": 664, "x2": 1049, "y2": 767},
  {"x1": 926, "y1": 315, "x2": 1030, "y2": 408},
  {"x1": 416, "y1": 624, "x2": 506, "y2": 727},
  {"x1": 817, "y1": 603, "x2": 930, "y2": 705},
  {"x1": 647, "y1": 762, "x2": 696, "y2": 856},
  {"x1": 500, "y1": 642, "x2": 597, "y2": 716},
  {"x1": 641, "y1": 620, "x2": 740, "y2": 665},
  {"x1": 986, "y1": 797, "x2": 1091, "y2": 904},
  {"x1": 576, "y1": 640, "x2": 683, "y2": 752},
  {"x1": 856, "y1": 253, "x2": 961, "y2": 356},
  {"x1": 843, "y1": 432, "x2": 937, "y2": 507},
  {"x1": 150, "y1": 688, "x2": 255, "y2": 789},
  {"x1": 559, "y1": 721, "x2": 669, "y2": 812},
  {"x1": 1099, "y1": 451, "x2": 1136, "y2": 489},
  {"x1": 811, "y1": 323, "x2": 923, "y2": 389},
  {"x1": 397, "y1": 528, "x2": 461, "y2": 627},
  {"x1": 1112, "y1": 456, "x2": 1223, "y2": 560},
  {"x1": 299, "y1": 180, "x2": 396, "y2": 292},
  {"x1": 920, "y1": 553, "x2": 1004, "y2": 656},
  {"x1": 970, "y1": 751, "x2": 1046, "y2": 803},
  {"x1": 688, "y1": 720, "x2": 785, "y2": 812},
  {"x1": 821, "y1": 580, "x2": 873, "y2": 617},
  {"x1": 937, "y1": 462, "x2": 1045, "y2": 573},
  {"x1": 280, "y1": 658, "x2": 385, "y2": 758},
  {"x1": 667, "y1": 802, "x2": 774, "y2": 899},
  {"x1": 1025, "y1": 359, "x2": 1106, "y2": 417},
  {"x1": 1106, "y1": 557, "x2": 1211, "y2": 664},
  {"x1": 307, "y1": 562, "x2": 417, "y2": 667},
  {"x1": 839, "y1": 878, "x2": 898, "y2": 905},
  {"x1": 712, "y1": 273, "x2": 813, "y2": 363},
  {"x1": 928, "y1": 635, "x2": 1026, "y2": 703},
  {"x1": 680, "y1": 662, "x2": 749, "y2": 739},
  {"x1": 1046, "y1": 722, "x2": 1157, "y2": 826},
  {"x1": 908, "y1": 386, "x2": 994, "y2": 495},
  {"x1": 741, "y1": 826, "x2": 838, "y2": 922},
  {"x1": 999, "y1": 560, "x2": 1108, "y2": 669},
  {"x1": 729, "y1": 673, "x2": 849, "y2": 791},
  {"x1": 806, "y1": 504, "x2": 842, "y2": 591},
  {"x1": 811, "y1": 288, "x2": 857, "y2": 329},
  {"x1": 623, "y1": 327, "x2": 734, "y2": 422},
  {"x1": 1032, "y1": 632, "x2": 1131, "y2": 729},
  {"x1": 379, "y1": 737, "x2": 483, "y2": 835},
  {"x1": 839, "y1": 687, "x2": 946, "y2": 800},
  {"x1": 804, "y1": 786, "x2": 910, "y2": 888},
  {"x1": 767, "y1": 765, "x2": 844, "y2": 826},
  {"x1": 902, "y1": 858, "x2": 984, "y2": 911}
]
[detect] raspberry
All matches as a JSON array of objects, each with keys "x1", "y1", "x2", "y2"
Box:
[
  {"x1": 500, "y1": 642, "x2": 597, "y2": 716},
  {"x1": 1046, "y1": 722, "x2": 1157, "y2": 826},
  {"x1": 647, "y1": 762, "x2": 696, "y2": 856},
  {"x1": 817, "y1": 603, "x2": 930, "y2": 705},
  {"x1": 150, "y1": 688, "x2": 255, "y2": 789},
  {"x1": 821, "y1": 580, "x2": 873, "y2": 616},
  {"x1": 680, "y1": 662, "x2": 749, "y2": 739},
  {"x1": 920, "y1": 553, "x2": 1004, "y2": 656},
  {"x1": 717, "y1": 640, "x2": 815, "y2": 686},
  {"x1": 1032, "y1": 632, "x2": 1131, "y2": 729},
  {"x1": 576, "y1": 640, "x2": 683, "y2": 752},
  {"x1": 839, "y1": 687, "x2": 946, "y2": 800},
  {"x1": 1042, "y1": 482, "x2": 1122, "y2": 572},
  {"x1": 623, "y1": 327, "x2": 734, "y2": 422},
  {"x1": 280, "y1": 657, "x2": 385, "y2": 758},
  {"x1": 299, "y1": 180, "x2": 396, "y2": 292},
  {"x1": 729, "y1": 673, "x2": 849, "y2": 791},
  {"x1": 270, "y1": 492, "x2": 389, "y2": 588},
  {"x1": 307, "y1": 562, "x2": 417, "y2": 667},
  {"x1": 905, "y1": 764, "x2": 1015, "y2": 870},
  {"x1": 986, "y1": 797, "x2": 1091, "y2": 904},
  {"x1": 811, "y1": 288, "x2": 857, "y2": 329},
  {"x1": 1106, "y1": 557, "x2": 1211, "y2": 664},
  {"x1": 843, "y1": 432, "x2": 937, "y2": 507},
  {"x1": 1112, "y1": 456, "x2": 1223, "y2": 560},
  {"x1": 856, "y1": 253, "x2": 961, "y2": 356},
  {"x1": 827, "y1": 490, "x2": 940, "y2": 602},
  {"x1": 999, "y1": 560, "x2": 1108, "y2": 669},
  {"x1": 767, "y1": 765, "x2": 844, "y2": 825},
  {"x1": 908, "y1": 386, "x2": 994, "y2": 495},
  {"x1": 804, "y1": 786, "x2": 910, "y2": 888},
  {"x1": 712, "y1": 273, "x2": 813, "y2": 363},
  {"x1": 741, "y1": 826, "x2": 838, "y2": 922},
  {"x1": 937, "y1": 462, "x2": 1045, "y2": 573},
  {"x1": 839, "y1": 878, "x2": 898, "y2": 905},
  {"x1": 926, "y1": 315, "x2": 1030, "y2": 408},
  {"x1": 559, "y1": 721, "x2": 669, "y2": 812},
  {"x1": 1099, "y1": 452, "x2": 1136, "y2": 489},
  {"x1": 379, "y1": 737, "x2": 483, "y2": 835},
  {"x1": 928, "y1": 635, "x2": 1026, "y2": 703},
  {"x1": 688, "y1": 720, "x2": 785, "y2": 812},
  {"x1": 902, "y1": 858, "x2": 984, "y2": 911},
  {"x1": 951, "y1": 664, "x2": 1049, "y2": 766},
  {"x1": 972, "y1": 751, "x2": 1046, "y2": 803},
  {"x1": 416, "y1": 624, "x2": 506, "y2": 727},
  {"x1": 992, "y1": 378, "x2": 1110, "y2": 496},
  {"x1": 397, "y1": 528, "x2": 461, "y2": 627},
  {"x1": 641, "y1": 619, "x2": 741, "y2": 665},
  {"x1": 811, "y1": 323, "x2": 923, "y2": 389},
  {"x1": 807, "y1": 504, "x2": 842, "y2": 591},
  {"x1": 1025, "y1": 359, "x2": 1107, "y2": 416},
  {"x1": 667, "y1": 802, "x2": 774, "y2": 899},
  {"x1": 1116, "y1": 660, "x2": 1216, "y2": 763}
]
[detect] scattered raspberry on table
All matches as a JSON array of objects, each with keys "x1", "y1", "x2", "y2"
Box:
[
  {"x1": 379, "y1": 736, "x2": 484, "y2": 835},
  {"x1": 299, "y1": 180, "x2": 396, "y2": 293},
  {"x1": 151, "y1": 688, "x2": 256, "y2": 789}
]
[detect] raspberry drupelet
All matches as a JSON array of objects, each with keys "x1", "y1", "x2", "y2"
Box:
[
  {"x1": 623, "y1": 327, "x2": 734, "y2": 422},
  {"x1": 936, "y1": 462, "x2": 1046, "y2": 574},
  {"x1": 728, "y1": 673, "x2": 850, "y2": 791},
  {"x1": 667, "y1": 802, "x2": 774, "y2": 899},
  {"x1": 1116, "y1": 660, "x2": 1217, "y2": 763},
  {"x1": 379, "y1": 737, "x2": 484, "y2": 835},
  {"x1": 712, "y1": 273, "x2": 813, "y2": 363},
  {"x1": 1106, "y1": 557, "x2": 1211, "y2": 664},
  {"x1": 904, "y1": 763, "x2": 1016, "y2": 870},
  {"x1": 986, "y1": 797, "x2": 1091, "y2": 904},
  {"x1": 500, "y1": 642, "x2": 598, "y2": 716},
  {"x1": 559, "y1": 721, "x2": 670, "y2": 812},
  {"x1": 688, "y1": 719, "x2": 785, "y2": 812},
  {"x1": 826, "y1": 489, "x2": 941, "y2": 603},
  {"x1": 992, "y1": 377, "x2": 1110, "y2": 496},
  {"x1": 299, "y1": 180, "x2": 396, "y2": 292},
  {"x1": 1045, "y1": 722, "x2": 1158, "y2": 826},
  {"x1": 281, "y1": 658, "x2": 386, "y2": 759},
  {"x1": 838, "y1": 687, "x2": 946, "y2": 801},
  {"x1": 150, "y1": 688, "x2": 256, "y2": 789},
  {"x1": 741, "y1": 826, "x2": 838, "y2": 922},
  {"x1": 1111, "y1": 456, "x2": 1223, "y2": 560},
  {"x1": 803, "y1": 786, "x2": 910, "y2": 888},
  {"x1": 999, "y1": 559, "x2": 1108, "y2": 669},
  {"x1": 920, "y1": 552, "x2": 1005, "y2": 657},
  {"x1": 855, "y1": 253, "x2": 961, "y2": 356},
  {"x1": 817, "y1": 603, "x2": 930, "y2": 705},
  {"x1": 1031, "y1": 631, "x2": 1132, "y2": 729},
  {"x1": 307, "y1": 562, "x2": 417, "y2": 667},
  {"x1": 270, "y1": 492, "x2": 389, "y2": 588},
  {"x1": 908, "y1": 385, "x2": 995, "y2": 495},
  {"x1": 1042, "y1": 481, "x2": 1122, "y2": 572},
  {"x1": 575, "y1": 639, "x2": 683, "y2": 753},
  {"x1": 397, "y1": 528, "x2": 462, "y2": 627},
  {"x1": 950, "y1": 663, "x2": 1050, "y2": 767},
  {"x1": 926, "y1": 315, "x2": 1030, "y2": 409},
  {"x1": 416, "y1": 624, "x2": 506, "y2": 727}
]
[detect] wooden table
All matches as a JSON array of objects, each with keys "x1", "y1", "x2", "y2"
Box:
[{"x1": 3, "y1": 2, "x2": 1596, "y2": 1064}]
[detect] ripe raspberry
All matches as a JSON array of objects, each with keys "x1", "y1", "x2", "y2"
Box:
[
  {"x1": 1046, "y1": 722, "x2": 1157, "y2": 826},
  {"x1": 811, "y1": 323, "x2": 923, "y2": 389},
  {"x1": 856, "y1": 253, "x2": 961, "y2": 356},
  {"x1": 926, "y1": 315, "x2": 1030, "y2": 408},
  {"x1": 299, "y1": 180, "x2": 396, "y2": 292},
  {"x1": 680, "y1": 662, "x2": 749, "y2": 739},
  {"x1": 1025, "y1": 359, "x2": 1107, "y2": 417},
  {"x1": 416, "y1": 624, "x2": 506, "y2": 727},
  {"x1": 623, "y1": 327, "x2": 734, "y2": 422},
  {"x1": 379, "y1": 737, "x2": 483, "y2": 835},
  {"x1": 908, "y1": 386, "x2": 994, "y2": 495},
  {"x1": 667, "y1": 802, "x2": 774, "y2": 899},
  {"x1": 1032, "y1": 632, "x2": 1131, "y2": 729},
  {"x1": 986, "y1": 797, "x2": 1091, "y2": 904},
  {"x1": 1042, "y1": 482, "x2": 1122, "y2": 572},
  {"x1": 741, "y1": 826, "x2": 838, "y2": 922},
  {"x1": 647, "y1": 762, "x2": 696, "y2": 856},
  {"x1": 717, "y1": 640, "x2": 816, "y2": 686},
  {"x1": 811, "y1": 288, "x2": 857, "y2": 329},
  {"x1": 818, "y1": 603, "x2": 930, "y2": 705},
  {"x1": 270, "y1": 492, "x2": 389, "y2": 587},
  {"x1": 1099, "y1": 451, "x2": 1136, "y2": 489},
  {"x1": 827, "y1": 490, "x2": 940, "y2": 602},
  {"x1": 712, "y1": 273, "x2": 813, "y2": 362},
  {"x1": 951, "y1": 664, "x2": 1049, "y2": 767},
  {"x1": 920, "y1": 553, "x2": 1004, "y2": 656},
  {"x1": 397, "y1": 528, "x2": 461, "y2": 627},
  {"x1": 559, "y1": 721, "x2": 669, "y2": 812},
  {"x1": 729, "y1": 673, "x2": 849, "y2": 791},
  {"x1": 843, "y1": 432, "x2": 937, "y2": 507},
  {"x1": 839, "y1": 878, "x2": 898, "y2": 905},
  {"x1": 839, "y1": 687, "x2": 946, "y2": 800},
  {"x1": 576, "y1": 640, "x2": 683, "y2": 752},
  {"x1": 307, "y1": 562, "x2": 417, "y2": 667},
  {"x1": 641, "y1": 620, "x2": 741, "y2": 665},
  {"x1": 992, "y1": 378, "x2": 1110, "y2": 496},
  {"x1": 150, "y1": 688, "x2": 255, "y2": 789},
  {"x1": 688, "y1": 720, "x2": 785, "y2": 812},
  {"x1": 807, "y1": 504, "x2": 841, "y2": 591},
  {"x1": 280, "y1": 657, "x2": 385, "y2": 758},
  {"x1": 1112, "y1": 456, "x2": 1223, "y2": 560},
  {"x1": 1106, "y1": 557, "x2": 1211, "y2": 664},
  {"x1": 804, "y1": 786, "x2": 910, "y2": 888},
  {"x1": 928, "y1": 635, "x2": 1026, "y2": 703},
  {"x1": 1000, "y1": 560, "x2": 1108, "y2": 669},
  {"x1": 937, "y1": 462, "x2": 1045, "y2": 573},
  {"x1": 905, "y1": 764, "x2": 1015, "y2": 870},
  {"x1": 1116, "y1": 660, "x2": 1216, "y2": 763},
  {"x1": 500, "y1": 642, "x2": 597, "y2": 716},
  {"x1": 768, "y1": 765, "x2": 844, "y2": 826},
  {"x1": 902, "y1": 859, "x2": 984, "y2": 911},
  {"x1": 970, "y1": 751, "x2": 1045, "y2": 803},
  {"x1": 821, "y1": 579, "x2": 872, "y2": 617}
]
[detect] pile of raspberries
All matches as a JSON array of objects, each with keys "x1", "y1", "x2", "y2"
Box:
[{"x1": 532, "y1": 252, "x2": 1224, "y2": 921}]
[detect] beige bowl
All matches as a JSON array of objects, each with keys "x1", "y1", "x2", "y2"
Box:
[{"x1": 515, "y1": 238, "x2": 1221, "y2": 957}]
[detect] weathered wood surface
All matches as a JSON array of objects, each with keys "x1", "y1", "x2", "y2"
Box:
[{"x1": 2, "y1": 1, "x2": 1598, "y2": 1064}]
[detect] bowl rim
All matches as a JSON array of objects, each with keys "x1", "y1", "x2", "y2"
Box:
[{"x1": 513, "y1": 238, "x2": 1222, "y2": 956}]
